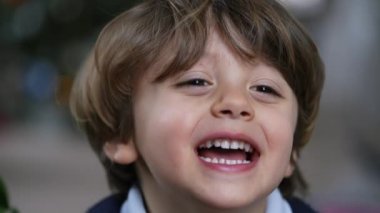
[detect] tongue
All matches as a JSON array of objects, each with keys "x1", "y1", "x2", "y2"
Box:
[{"x1": 198, "y1": 148, "x2": 246, "y2": 161}]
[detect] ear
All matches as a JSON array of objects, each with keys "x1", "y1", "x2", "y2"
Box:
[
  {"x1": 284, "y1": 151, "x2": 298, "y2": 177},
  {"x1": 103, "y1": 138, "x2": 138, "y2": 165}
]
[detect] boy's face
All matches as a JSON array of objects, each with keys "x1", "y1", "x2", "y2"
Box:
[{"x1": 129, "y1": 31, "x2": 298, "y2": 211}]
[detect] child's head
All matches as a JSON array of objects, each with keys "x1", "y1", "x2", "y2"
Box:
[{"x1": 71, "y1": 0, "x2": 324, "y2": 210}]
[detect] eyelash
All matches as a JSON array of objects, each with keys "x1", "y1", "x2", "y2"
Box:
[
  {"x1": 176, "y1": 78, "x2": 210, "y2": 87},
  {"x1": 175, "y1": 79, "x2": 282, "y2": 99},
  {"x1": 252, "y1": 85, "x2": 281, "y2": 97}
]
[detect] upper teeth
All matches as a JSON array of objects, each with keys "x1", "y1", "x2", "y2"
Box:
[{"x1": 199, "y1": 139, "x2": 253, "y2": 153}]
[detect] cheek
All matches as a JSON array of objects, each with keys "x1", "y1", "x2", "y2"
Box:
[
  {"x1": 133, "y1": 101, "x2": 200, "y2": 186},
  {"x1": 260, "y1": 113, "x2": 295, "y2": 181},
  {"x1": 262, "y1": 107, "x2": 297, "y2": 156},
  {"x1": 133, "y1": 98, "x2": 197, "y2": 164}
]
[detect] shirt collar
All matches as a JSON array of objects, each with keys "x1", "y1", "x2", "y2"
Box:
[{"x1": 121, "y1": 185, "x2": 292, "y2": 213}]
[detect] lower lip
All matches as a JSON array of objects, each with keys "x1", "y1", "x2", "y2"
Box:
[{"x1": 198, "y1": 157, "x2": 258, "y2": 173}]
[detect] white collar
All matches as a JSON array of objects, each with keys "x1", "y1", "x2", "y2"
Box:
[
  {"x1": 265, "y1": 188, "x2": 293, "y2": 213},
  {"x1": 121, "y1": 186, "x2": 292, "y2": 213},
  {"x1": 121, "y1": 185, "x2": 146, "y2": 213}
]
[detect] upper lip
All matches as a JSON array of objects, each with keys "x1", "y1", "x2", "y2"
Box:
[{"x1": 195, "y1": 131, "x2": 261, "y2": 154}]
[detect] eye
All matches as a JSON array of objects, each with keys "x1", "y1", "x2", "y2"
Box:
[
  {"x1": 176, "y1": 78, "x2": 211, "y2": 87},
  {"x1": 174, "y1": 77, "x2": 212, "y2": 96},
  {"x1": 251, "y1": 85, "x2": 282, "y2": 98},
  {"x1": 255, "y1": 85, "x2": 278, "y2": 95}
]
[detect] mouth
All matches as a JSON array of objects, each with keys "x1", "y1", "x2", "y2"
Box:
[{"x1": 196, "y1": 138, "x2": 260, "y2": 166}]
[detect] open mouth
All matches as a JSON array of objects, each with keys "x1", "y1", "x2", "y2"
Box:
[{"x1": 196, "y1": 139, "x2": 259, "y2": 165}]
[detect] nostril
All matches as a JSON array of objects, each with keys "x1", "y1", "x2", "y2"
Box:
[
  {"x1": 219, "y1": 109, "x2": 252, "y2": 118},
  {"x1": 220, "y1": 109, "x2": 232, "y2": 115},
  {"x1": 240, "y1": 111, "x2": 251, "y2": 117},
  {"x1": 212, "y1": 100, "x2": 254, "y2": 120}
]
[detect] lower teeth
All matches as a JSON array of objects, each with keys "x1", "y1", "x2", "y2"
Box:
[{"x1": 200, "y1": 157, "x2": 250, "y2": 165}]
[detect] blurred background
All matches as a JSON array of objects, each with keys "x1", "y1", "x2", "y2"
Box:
[{"x1": 0, "y1": 0, "x2": 379, "y2": 212}]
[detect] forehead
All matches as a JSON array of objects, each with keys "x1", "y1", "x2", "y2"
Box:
[
  {"x1": 194, "y1": 30, "x2": 259, "y2": 69},
  {"x1": 148, "y1": 28, "x2": 255, "y2": 81}
]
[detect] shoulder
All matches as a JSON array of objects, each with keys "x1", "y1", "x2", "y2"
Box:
[
  {"x1": 87, "y1": 193, "x2": 127, "y2": 213},
  {"x1": 287, "y1": 197, "x2": 318, "y2": 213}
]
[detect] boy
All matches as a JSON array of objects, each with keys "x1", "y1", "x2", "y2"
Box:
[{"x1": 70, "y1": 0, "x2": 324, "y2": 212}]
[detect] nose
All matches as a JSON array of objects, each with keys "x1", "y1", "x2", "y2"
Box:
[{"x1": 211, "y1": 87, "x2": 254, "y2": 121}]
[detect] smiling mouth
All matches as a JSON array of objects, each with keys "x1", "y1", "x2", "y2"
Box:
[{"x1": 196, "y1": 139, "x2": 259, "y2": 165}]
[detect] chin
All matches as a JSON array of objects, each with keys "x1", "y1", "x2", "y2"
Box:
[{"x1": 192, "y1": 187, "x2": 266, "y2": 211}]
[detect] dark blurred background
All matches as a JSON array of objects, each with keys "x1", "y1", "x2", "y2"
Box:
[{"x1": 0, "y1": 0, "x2": 379, "y2": 212}]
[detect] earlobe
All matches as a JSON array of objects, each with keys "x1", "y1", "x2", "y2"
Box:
[
  {"x1": 103, "y1": 139, "x2": 138, "y2": 164},
  {"x1": 285, "y1": 162, "x2": 294, "y2": 177},
  {"x1": 285, "y1": 151, "x2": 297, "y2": 177}
]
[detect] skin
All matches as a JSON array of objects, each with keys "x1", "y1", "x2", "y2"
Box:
[{"x1": 105, "y1": 30, "x2": 298, "y2": 213}]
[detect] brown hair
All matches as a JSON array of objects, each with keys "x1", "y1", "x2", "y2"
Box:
[{"x1": 70, "y1": 0, "x2": 324, "y2": 197}]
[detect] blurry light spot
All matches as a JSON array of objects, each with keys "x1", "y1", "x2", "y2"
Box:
[
  {"x1": 24, "y1": 59, "x2": 58, "y2": 101},
  {"x1": 11, "y1": 0, "x2": 46, "y2": 40}
]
